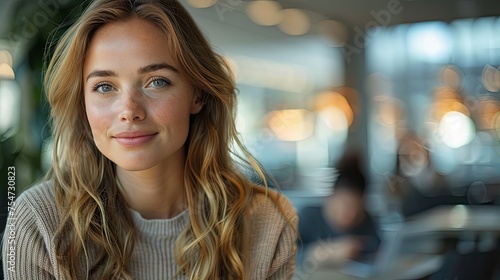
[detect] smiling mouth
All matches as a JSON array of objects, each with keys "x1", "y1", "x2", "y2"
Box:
[{"x1": 113, "y1": 132, "x2": 158, "y2": 147}]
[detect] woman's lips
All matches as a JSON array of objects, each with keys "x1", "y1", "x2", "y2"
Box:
[{"x1": 113, "y1": 131, "x2": 157, "y2": 147}]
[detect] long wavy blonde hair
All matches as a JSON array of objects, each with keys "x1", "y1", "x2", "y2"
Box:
[{"x1": 44, "y1": 0, "x2": 274, "y2": 279}]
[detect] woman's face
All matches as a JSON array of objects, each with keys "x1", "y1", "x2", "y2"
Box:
[{"x1": 83, "y1": 18, "x2": 203, "y2": 171}]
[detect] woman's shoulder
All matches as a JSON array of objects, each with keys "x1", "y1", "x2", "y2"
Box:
[
  {"x1": 17, "y1": 181, "x2": 56, "y2": 204},
  {"x1": 246, "y1": 187, "x2": 298, "y2": 279},
  {"x1": 15, "y1": 181, "x2": 59, "y2": 221},
  {"x1": 248, "y1": 187, "x2": 297, "y2": 225}
]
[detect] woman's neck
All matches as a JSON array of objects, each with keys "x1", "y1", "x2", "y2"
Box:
[{"x1": 116, "y1": 165, "x2": 186, "y2": 219}]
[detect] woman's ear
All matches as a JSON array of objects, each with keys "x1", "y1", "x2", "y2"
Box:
[{"x1": 191, "y1": 92, "x2": 204, "y2": 114}]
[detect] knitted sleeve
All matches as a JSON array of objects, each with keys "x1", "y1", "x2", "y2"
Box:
[
  {"x1": 265, "y1": 195, "x2": 298, "y2": 280},
  {"x1": 247, "y1": 190, "x2": 298, "y2": 280},
  {"x1": 2, "y1": 184, "x2": 58, "y2": 279}
]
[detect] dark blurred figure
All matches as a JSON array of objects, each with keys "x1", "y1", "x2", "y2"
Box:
[{"x1": 298, "y1": 153, "x2": 380, "y2": 267}]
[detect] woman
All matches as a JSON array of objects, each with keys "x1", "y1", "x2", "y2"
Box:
[{"x1": 2, "y1": 0, "x2": 298, "y2": 279}]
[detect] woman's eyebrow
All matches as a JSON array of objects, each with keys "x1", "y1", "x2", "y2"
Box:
[
  {"x1": 138, "y1": 63, "x2": 178, "y2": 74},
  {"x1": 85, "y1": 63, "x2": 179, "y2": 82},
  {"x1": 86, "y1": 70, "x2": 117, "y2": 82}
]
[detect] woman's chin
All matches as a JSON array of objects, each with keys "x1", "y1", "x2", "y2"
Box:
[{"x1": 113, "y1": 160, "x2": 157, "y2": 172}]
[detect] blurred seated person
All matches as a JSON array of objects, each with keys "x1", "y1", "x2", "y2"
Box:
[{"x1": 298, "y1": 153, "x2": 380, "y2": 267}]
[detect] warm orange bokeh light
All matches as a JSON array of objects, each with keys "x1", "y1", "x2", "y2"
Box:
[
  {"x1": 314, "y1": 90, "x2": 354, "y2": 127},
  {"x1": 428, "y1": 87, "x2": 469, "y2": 122},
  {"x1": 266, "y1": 109, "x2": 314, "y2": 141}
]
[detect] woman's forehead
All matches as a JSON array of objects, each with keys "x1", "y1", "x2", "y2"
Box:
[{"x1": 84, "y1": 19, "x2": 180, "y2": 74}]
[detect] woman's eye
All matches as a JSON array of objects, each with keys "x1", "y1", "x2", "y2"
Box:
[
  {"x1": 148, "y1": 78, "x2": 171, "y2": 88},
  {"x1": 92, "y1": 83, "x2": 115, "y2": 93}
]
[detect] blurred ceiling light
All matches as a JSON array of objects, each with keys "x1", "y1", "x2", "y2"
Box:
[
  {"x1": 187, "y1": 0, "x2": 217, "y2": 8},
  {"x1": 246, "y1": 0, "x2": 283, "y2": 26},
  {"x1": 481, "y1": 64, "x2": 500, "y2": 92},
  {"x1": 408, "y1": 22, "x2": 452, "y2": 63},
  {"x1": 0, "y1": 50, "x2": 13, "y2": 66},
  {"x1": 278, "y1": 9, "x2": 310, "y2": 36},
  {"x1": 267, "y1": 109, "x2": 314, "y2": 141},
  {"x1": 439, "y1": 65, "x2": 464, "y2": 91},
  {"x1": 439, "y1": 111, "x2": 475, "y2": 149},
  {"x1": 314, "y1": 91, "x2": 353, "y2": 127},
  {"x1": 0, "y1": 63, "x2": 15, "y2": 79},
  {"x1": 316, "y1": 19, "x2": 348, "y2": 47}
]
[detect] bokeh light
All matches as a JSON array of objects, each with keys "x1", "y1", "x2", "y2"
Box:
[
  {"x1": 316, "y1": 19, "x2": 348, "y2": 47},
  {"x1": 377, "y1": 97, "x2": 404, "y2": 127},
  {"x1": 187, "y1": 0, "x2": 217, "y2": 8},
  {"x1": 278, "y1": 9, "x2": 310, "y2": 36},
  {"x1": 314, "y1": 90, "x2": 353, "y2": 128},
  {"x1": 266, "y1": 109, "x2": 314, "y2": 141},
  {"x1": 475, "y1": 98, "x2": 500, "y2": 130},
  {"x1": 398, "y1": 135, "x2": 429, "y2": 177},
  {"x1": 438, "y1": 111, "x2": 476, "y2": 149},
  {"x1": 246, "y1": 0, "x2": 283, "y2": 26},
  {"x1": 439, "y1": 65, "x2": 464, "y2": 91},
  {"x1": 318, "y1": 107, "x2": 348, "y2": 132},
  {"x1": 0, "y1": 50, "x2": 13, "y2": 66},
  {"x1": 481, "y1": 64, "x2": 500, "y2": 92},
  {"x1": 407, "y1": 22, "x2": 452, "y2": 63},
  {"x1": 428, "y1": 87, "x2": 469, "y2": 123},
  {"x1": 0, "y1": 63, "x2": 15, "y2": 79}
]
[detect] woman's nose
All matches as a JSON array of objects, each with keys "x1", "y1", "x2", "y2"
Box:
[{"x1": 118, "y1": 88, "x2": 146, "y2": 122}]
